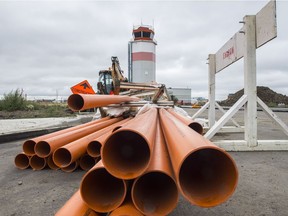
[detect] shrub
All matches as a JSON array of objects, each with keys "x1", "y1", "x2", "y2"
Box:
[{"x1": 0, "y1": 89, "x2": 27, "y2": 111}]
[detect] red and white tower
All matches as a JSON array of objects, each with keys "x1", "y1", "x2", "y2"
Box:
[{"x1": 128, "y1": 25, "x2": 157, "y2": 83}]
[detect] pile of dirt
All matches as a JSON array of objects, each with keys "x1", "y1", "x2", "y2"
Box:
[{"x1": 219, "y1": 86, "x2": 288, "y2": 107}]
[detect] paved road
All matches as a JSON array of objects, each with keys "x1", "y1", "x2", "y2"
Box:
[
  {"x1": 1, "y1": 143, "x2": 288, "y2": 215},
  {"x1": 1, "y1": 109, "x2": 288, "y2": 215}
]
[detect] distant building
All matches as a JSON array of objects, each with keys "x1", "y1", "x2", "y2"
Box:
[{"x1": 168, "y1": 87, "x2": 191, "y2": 104}]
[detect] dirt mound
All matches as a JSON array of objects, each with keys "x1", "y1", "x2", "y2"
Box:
[{"x1": 219, "y1": 86, "x2": 288, "y2": 106}]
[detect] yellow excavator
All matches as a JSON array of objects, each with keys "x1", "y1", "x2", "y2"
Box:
[
  {"x1": 97, "y1": 56, "x2": 171, "y2": 103},
  {"x1": 97, "y1": 56, "x2": 128, "y2": 95}
]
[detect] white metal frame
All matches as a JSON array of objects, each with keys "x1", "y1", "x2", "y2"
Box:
[{"x1": 194, "y1": 12, "x2": 288, "y2": 151}]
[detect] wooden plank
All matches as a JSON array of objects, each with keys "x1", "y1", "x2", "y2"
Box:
[{"x1": 204, "y1": 95, "x2": 247, "y2": 139}]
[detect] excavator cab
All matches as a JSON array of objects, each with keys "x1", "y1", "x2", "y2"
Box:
[
  {"x1": 98, "y1": 70, "x2": 114, "y2": 95},
  {"x1": 97, "y1": 56, "x2": 127, "y2": 95}
]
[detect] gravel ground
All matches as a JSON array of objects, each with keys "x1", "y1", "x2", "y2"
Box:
[{"x1": 0, "y1": 109, "x2": 287, "y2": 216}]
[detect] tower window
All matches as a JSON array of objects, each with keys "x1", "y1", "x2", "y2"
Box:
[
  {"x1": 143, "y1": 31, "x2": 151, "y2": 38},
  {"x1": 134, "y1": 32, "x2": 141, "y2": 38}
]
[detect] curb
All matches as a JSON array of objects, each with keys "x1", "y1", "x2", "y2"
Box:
[
  {"x1": 0, "y1": 126, "x2": 70, "y2": 144},
  {"x1": 0, "y1": 115, "x2": 94, "y2": 144}
]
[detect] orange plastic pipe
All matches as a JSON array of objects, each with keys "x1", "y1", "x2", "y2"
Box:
[
  {"x1": 61, "y1": 160, "x2": 79, "y2": 173},
  {"x1": 53, "y1": 118, "x2": 129, "y2": 167},
  {"x1": 55, "y1": 190, "x2": 100, "y2": 216},
  {"x1": 79, "y1": 154, "x2": 96, "y2": 171},
  {"x1": 159, "y1": 108, "x2": 238, "y2": 207},
  {"x1": 47, "y1": 155, "x2": 59, "y2": 170},
  {"x1": 35, "y1": 117, "x2": 121, "y2": 158},
  {"x1": 23, "y1": 116, "x2": 110, "y2": 156},
  {"x1": 167, "y1": 108, "x2": 203, "y2": 134},
  {"x1": 14, "y1": 153, "x2": 30, "y2": 170},
  {"x1": 80, "y1": 160, "x2": 127, "y2": 213},
  {"x1": 68, "y1": 93, "x2": 140, "y2": 111},
  {"x1": 87, "y1": 118, "x2": 132, "y2": 157},
  {"x1": 131, "y1": 119, "x2": 179, "y2": 216},
  {"x1": 110, "y1": 196, "x2": 143, "y2": 216},
  {"x1": 102, "y1": 108, "x2": 158, "y2": 179},
  {"x1": 29, "y1": 155, "x2": 47, "y2": 170}
]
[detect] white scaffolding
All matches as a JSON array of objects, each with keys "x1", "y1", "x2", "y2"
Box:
[{"x1": 193, "y1": 0, "x2": 288, "y2": 151}]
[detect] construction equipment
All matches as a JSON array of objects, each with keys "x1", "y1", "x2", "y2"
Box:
[
  {"x1": 97, "y1": 56, "x2": 127, "y2": 95},
  {"x1": 96, "y1": 56, "x2": 171, "y2": 104}
]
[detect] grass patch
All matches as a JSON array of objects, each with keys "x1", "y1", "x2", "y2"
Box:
[{"x1": 0, "y1": 89, "x2": 76, "y2": 119}]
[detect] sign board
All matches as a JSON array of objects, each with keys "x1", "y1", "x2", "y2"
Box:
[
  {"x1": 256, "y1": 0, "x2": 277, "y2": 48},
  {"x1": 215, "y1": 30, "x2": 245, "y2": 73},
  {"x1": 215, "y1": 0, "x2": 277, "y2": 73},
  {"x1": 70, "y1": 80, "x2": 96, "y2": 94}
]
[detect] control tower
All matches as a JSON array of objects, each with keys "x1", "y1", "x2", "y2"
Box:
[{"x1": 128, "y1": 25, "x2": 157, "y2": 83}]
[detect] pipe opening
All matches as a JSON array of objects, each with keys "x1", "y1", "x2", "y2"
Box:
[
  {"x1": 23, "y1": 140, "x2": 36, "y2": 155},
  {"x1": 47, "y1": 155, "x2": 59, "y2": 170},
  {"x1": 189, "y1": 122, "x2": 203, "y2": 135},
  {"x1": 15, "y1": 154, "x2": 30, "y2": 169},
  {"x1": 35, "y1": 141, "x2": 51, "y2": 158},
  {"x1": 80, "y1": 154, "x2": 96, "y2": 171},
  {"x1": 61, "y1": 161, "x2": 78, "y2": 172},
  {"x1": 53, "y1": 148, "x2": 72, "y2": 168},
  {"x1": 179, "y1": 148, "x2": 238, "y2": 207},
  {"x1": 132, "y1": 172, "x2": 178, "y2": 215},
  {"x1": 103, "y1": 130, "x2": 150, "y2": 179},
  {"x1": 68, "y1": 94, "x2": 84, "y2": 111},
  {"x1": 87, "y1": 141, "x2": 102, "y2": 157},
  {"x1": 30, "y1": 155, "x2": 46, "y2": 170},
  {"x1": 81, "y1": 168, "x2": 126, "y2": 212}
]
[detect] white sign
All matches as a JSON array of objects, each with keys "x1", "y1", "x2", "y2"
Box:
[
  {"x1": 256, "y1": 0, "x2": 277, "y2": 48},
  {"x1": 215, "y1": 0, "x2": 277, "y2": 73},
  {"x1": 215, "y1": 30, "x2": 244, "y2": 73}
]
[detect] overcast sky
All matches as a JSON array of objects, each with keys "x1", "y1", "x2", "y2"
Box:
[{"x1": 0, "y1": 0, "x2": 287, "y2": 100}]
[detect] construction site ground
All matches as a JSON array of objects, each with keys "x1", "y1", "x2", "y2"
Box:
[{"x1": 0, "y1": 108, "x2": 288, "y2": 216}]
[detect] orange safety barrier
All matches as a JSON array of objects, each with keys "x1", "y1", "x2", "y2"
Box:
[{"x1": 159, "y1": 108, "x2": 238, "y2": 207}]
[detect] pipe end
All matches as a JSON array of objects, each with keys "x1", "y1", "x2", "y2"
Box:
[
  {"x1": 179, "y1": 148, "x2": 238, "y2": 207},
  {"x1": 34, "y1": 141, "x2": 51, "y2": 158},
  {"x1": 102, "y1": 130, "x2": 151, "y2": 179}
]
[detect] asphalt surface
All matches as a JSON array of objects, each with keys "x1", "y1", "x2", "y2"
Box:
[{"x1": 0, "y1": 109, "x2": 288, "y2": 216}]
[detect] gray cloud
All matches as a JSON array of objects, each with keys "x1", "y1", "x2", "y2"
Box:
[{"x1": 0, "y1": 0, "x2": 287, "y2": 100}]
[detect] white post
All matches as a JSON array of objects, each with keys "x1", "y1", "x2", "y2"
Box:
[
  {"x1": 243, "y1": 15, "x2": 257, "y2": 147},
  {"x1": 208, "y1": 54, "x2": 216, "y2": 128}
]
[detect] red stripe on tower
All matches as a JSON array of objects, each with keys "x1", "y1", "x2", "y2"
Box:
[{"x1": 132, "y1": 52, "x2": 155, "y2": 62}]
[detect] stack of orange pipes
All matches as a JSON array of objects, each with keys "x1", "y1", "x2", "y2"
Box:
[
  {"x1": 15, "y1": 116, "x2": 131, "y2": 172},
  {"x1": 59, "y1": 107, "x2": 237, "y2": 215},
  {"x1": 14, "y1": 93, "x2": 238, "y2": 215}
]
